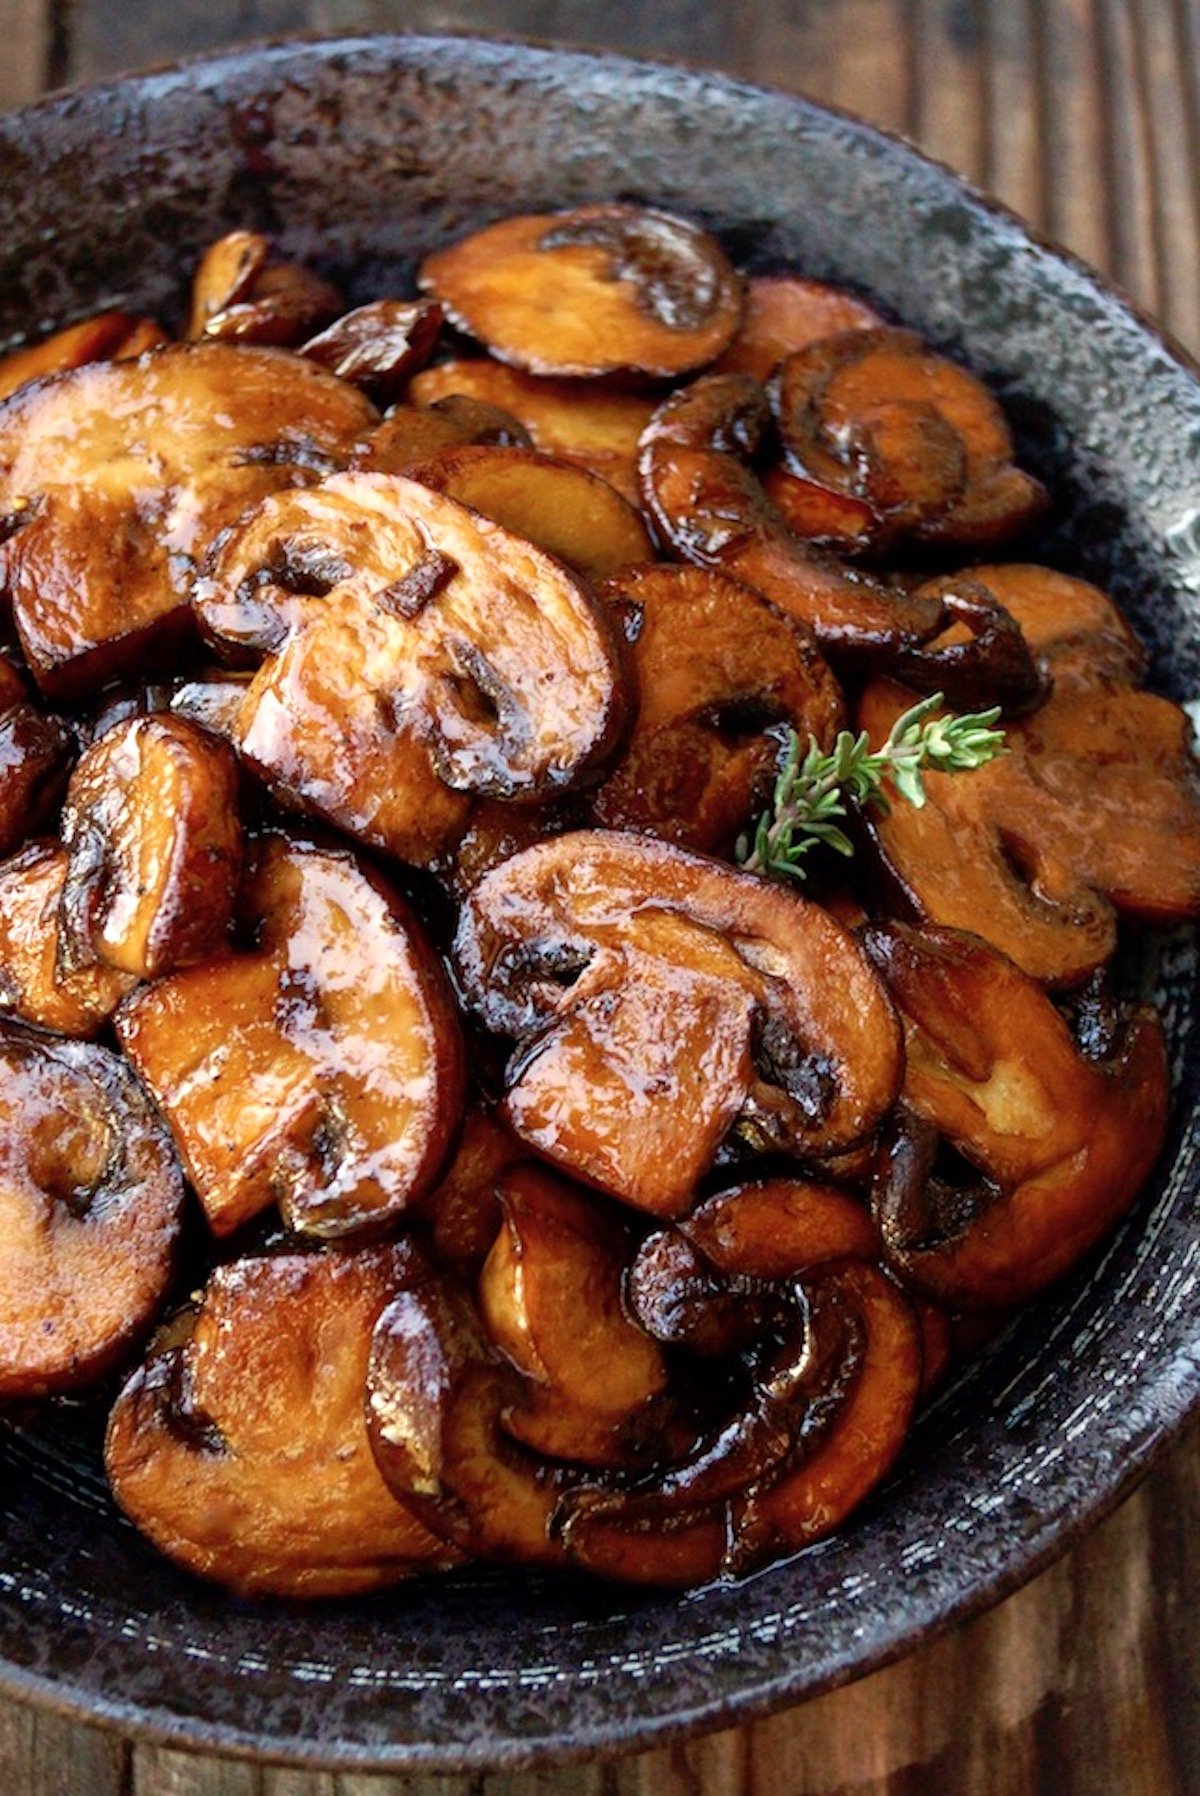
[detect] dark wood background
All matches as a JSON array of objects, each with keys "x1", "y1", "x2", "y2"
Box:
[{"x1": 2, "y1": 2, "x2": 1200, "y2": 1791}]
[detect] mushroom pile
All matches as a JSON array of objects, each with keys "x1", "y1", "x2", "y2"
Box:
[{"x1": 0, "y1": 206, "x2": 1195, "y2": 1595}]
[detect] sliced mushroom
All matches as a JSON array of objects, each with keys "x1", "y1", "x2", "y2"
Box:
[
  {"x1": 639, "y1": 370, "x2": 1043, "y2": 707},
  {"x1": 0, "y1": 1023, "x2": 184, "y2": 1398},
  {"x1": 105, "y1": 1243, "x2": 459, "y2": 1596},
  {"x1": 0, "y1": 344, "x2": 378, "y2": 698},
  {"x1": 478, "y1": 1165, "x2": 669, "y2": 1466},
  {"x1": 217, "y1": 474, "x2": 629, "y2": 865},
  {"x1": 638, "y1": 371, "x2": 942, "y2": 660},
  {"x1": 454, "y1": 831, "x2": 903, "y2": 1215},
  {"x1": 864, "y1": 922, "x2": 1169, "y2": 1308},
  {"x1": 956, "y1": 562, "x2": 1147, "y2": 683},
  {"x1": 559, "y1": 1258, "x2": 921, "y2": 1585},
  {"x1": 713, "y1": 275, "x2": 885, "y2": 382},
  {"x1": 402, "y1": 444, "x2": 653, "y2": 582},
  {"x1": 367, "y1": 1270, "x2": 568, "y2": 1565},
  {"x1": 0, "y1": 658, "x2": 74, "y2": 854},
  {"x1": 771, "y1": 328, "x2": 1047, "y2": 552},
  {"x1": 419, "y1": 204, "x2": 743, "y2": 380},
  {"x1": 408, "y1": 359, "x2": 654, "y2": 503},
  {"x1": 353, "y1": 392, "x2": 532, "y2": 475},
  {"x1": 588, "y1": 563, "x2": 844, "y2": 853},
  {"x1": 0, "y1": 842, "x2": 134, "y2": 1036},
  {"x1": 0, "y1": 309, "x2": 167, "y2": 403},
  {"x1": 188, "y1": 230, "x2": 343, "y2": 346},
  {"x1": 300, "y1": 298, "x2": 445, "y2": 398},
  {"x1": 858, "y1": 658, "x2": 1200, "y2": 983},
  {"x1": 59, "y1": 716, "x2": 242, "y2": 980},
  {"x1": 115, "y1": 832, "x2": 465, "y2": 1239},
  {"x1": 427, "y1": 1108, "x2": 530, "y2": 1279}
]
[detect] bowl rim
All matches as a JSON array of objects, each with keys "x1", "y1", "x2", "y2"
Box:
[{"x1": 1, "y1": 27, "x2": 1198, "y2": 1774}]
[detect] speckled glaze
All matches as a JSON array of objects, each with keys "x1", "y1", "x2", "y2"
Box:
[{"x1": 0, "y1": 33, "x2": 1198, "y2": 1775}]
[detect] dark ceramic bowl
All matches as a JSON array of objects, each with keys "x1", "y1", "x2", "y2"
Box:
[{"x1": 1, "y1": 33, "x2": 1198, "y2": 1775}]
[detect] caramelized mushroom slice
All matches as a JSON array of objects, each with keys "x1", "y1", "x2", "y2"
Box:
[
  {"x1": 188, "y1": 230, "x2": 343, "y2": 346},
  {"x1": 300, "y1": 298, "x2": 445, "y2": 398},
  {"x1": 59, "y1": 716, "x2": 242, "y2": 980},
  {"x1": 353, "y1": 393, "x2": 532, "y2": 475},
  {"x1": 959, "y1": 562, "x2": 1147, "y2": 683},
  {"x1": 0, "y1": 842, "x2": 134, "y2": 1036},
  {"x1": 858, "y1": 659, "x2": 1200, "y2": 983},
  {"x1": 427, "y1": 1108, "x2": 529, "y2": 1279},
  {"x1": 0, "y1": 345, "x2": 378, "y2": 698},
  {"x1": 455, "y1": 831, "x2": 902, "y2": 1215},
  {"x1": 589, "y1": 563, "x2": 844, "y2": 852},
  {"x1": 478, "y1": 1165, "x2": 669, "y2": 1466},
  {"x1": 105, "y1": 1244, "x2": 458, "y2": 1596},
  {"x1": 0, "y1": 1024, "x2": 184, "y2": 1398},
  {"x1": 559, "y1": 1259, "x2": 921, "y2": 1585},
  {"x1": 218, "y1": 474, "x2": 628, "y2": 865},
  {"x1": 420, "y1": 204, "x2": 743, "y2": 380},
  {"x1": 115, "y1": 833, "x2": 465, "y2": 1239},
  {"x1": 638, "y1": 372, "x2": 944, "y2": 662},
  {"x1": 0, "y1": 657, "x2": 74, "y2": 854},
  {"x1": 0, "y1": 309, "x2": 167, "y2": 403},
  {"x1": 772, "y1": 328, "x2": 1047, "y2": 551},
  {"x1": 403, "y1": 444, "x2": 653, "y2": 581},
  {"x1": 713, "y1": 275, "x2": 885, "y2": 381},
  {"x1": 367, "y1": 1271, "x2": 567, "y2": 1565},
  {"x1": 408, "y1": 360, "x2": 654, "y2": 504},
  {"x1": 864, "y1": 923, "x2": 1169, "y2": 1309}
]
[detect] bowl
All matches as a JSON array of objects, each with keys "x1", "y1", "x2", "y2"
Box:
[{"x1": 0, "y1": 32, "x2": 1198, "y2": 1775}]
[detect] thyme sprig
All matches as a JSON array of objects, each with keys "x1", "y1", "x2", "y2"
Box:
[{"x1": 737, "y1": 691, "x2": 1005, "y2": 882}]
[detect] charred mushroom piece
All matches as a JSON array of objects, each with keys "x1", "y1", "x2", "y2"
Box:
[
  {"x1": 0, "y1": 309, "x2": 167, "y2": 403},
  {"x1": 419, "y1": 204, "x2": 743, "y2": 381},
  {"x1": 0, "y1": 658, "x2": 74, "y2": 854},
  {"x1": 0, "y1": 1024, "x2": 184, "y2": 1398},
  {"x1": 402, "y1": 444, "x2": 653, "y2": 582},
  {"x1": 858, "y1": 655, "x2": 1200, "y2": 983},
  {"x1": 105, "y1": 1244, "x2": 459, "y2": 1596},
  {"x1": 0, "y1": 842, "x2": 134, "y2": 1036},
  {"x1": 367, "y1": 1270, "x2": 568, "y2": 1565},
  {"x1": 958, "y1": 562, "x2": 1147, "y2": 683},
  {"x1": 771, "y1": 328, "x2": 1047, "y2": 552},
  {"x1": 455, "y1": 831, "x2": 902, "y2": 1215},
  {"x1": 588, "y1": 563, "x2": 845, "y2": 853},
  {"x1": 188, "y1": 230, "x2": 343, "y2": 346},
  {"x1": 0, "y1": 344, "x2": 378, "y2": 699},
  {"x1": 115, "y1": 833, "x2": 465, "y2": 1239},
  {"x1": 59, "y1": 716, "x2": 242, "y2": 980},
  {"x1": 478, "y1": 1165, "x2": 669, "y2": 1466},
  {"x1": 408, "y1": 360, "x2": 654, "y2": 504},
  {"x1": 217, "y1": 474, "x2": 628, "y2": 865},
  {"x1": 427, "y1": 1108, "x2": 529, "y2": 1279},
  {"x1": 300, "y1": 298, "x2": 445, "y2": 398},
  {"x1": 713, "y1": 276, "x2": 885, "y2": 382},
  {"x1": 864, "y1": 922, "x2": 1168, "y2": 1309}
]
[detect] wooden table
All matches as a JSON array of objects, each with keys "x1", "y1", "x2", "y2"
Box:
[{"x1": 1, "y1": 2, "x2": 1198, "y2": 1791}]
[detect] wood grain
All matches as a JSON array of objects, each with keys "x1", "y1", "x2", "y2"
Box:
[{"x1": 3, "y1": 2, "x2": 1200, "y2": 1791}]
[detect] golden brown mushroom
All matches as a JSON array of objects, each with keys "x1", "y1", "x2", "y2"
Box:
[
  {"x1": 0, "y1": 344, "x2": 378, "y2": 698},
  {"x1": 300, "y1": 297, "x2": 445, "y2": 398},
  {"x1": 58, "y1": 715, "x2": 242, "y2": 980},
  {"x1": 187, "y1": 230, "x2": 343, "y2": 346},
  {"x1": 0, "y1": 309, "x2": 167, "y2": 403},
  {"x1": 0, "y1": 1023, "x2": 184, "y2": 1398},
  {"x1": 454, "y1": 830, "x2": 902, "y2": 1215},
  {"x1": 588, "y1": 563, "x2": 845, "y2": 853},
  {"x1": 115, "y1": 832, "x2": 465, "y2": 1239},
  {"x1": 0, "y1": 842, "x2": 134, "y2": 1036},
  {"x1": 0, "y1": 656, "x2": 74, "y2": 854},
  {"x1": 407, "y1": 359, "x2": 654, "y2": 503},
  {"x1": 864, "y1": 922, "x2": 1169, "y2": 1309},
  {"x1": 105, "y1": 1243, "x2": 459, "y2": 1596},
  {"x1": 419, "y1": 203, "x2": 743, "y2": 381},
  {"x1": 712, "y1": 274, "x2": 885, "y2": 381},
  {"x1": 212, "y1": 473, "x2": 629, "y2": 866}
]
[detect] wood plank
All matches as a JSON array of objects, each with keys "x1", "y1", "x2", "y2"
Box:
[
  {"x1": 0, "y1": 0, "x2": 50, "y2": 109},
  {"x1": 981, "y1": 0, "x2": 1048, "y2": 228}
]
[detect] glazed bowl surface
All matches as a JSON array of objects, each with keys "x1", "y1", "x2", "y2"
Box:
[{"x1": 0, "y1": 32, "x2": 1198, "y2": 1773}]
